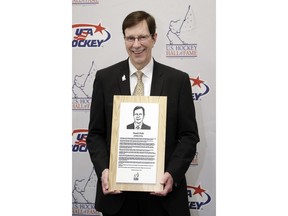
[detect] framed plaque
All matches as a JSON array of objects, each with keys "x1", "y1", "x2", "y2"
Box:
[{"x1": 108, "y1": 95, "x2": 167, "y2": 192}]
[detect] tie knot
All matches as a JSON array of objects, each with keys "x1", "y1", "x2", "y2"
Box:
[
  {"x1": 135, "y1": 71, "x2": 143, "y2": 80},
  {"x1": 133, "y1": 71, "x2": 144, "y2": 96}
]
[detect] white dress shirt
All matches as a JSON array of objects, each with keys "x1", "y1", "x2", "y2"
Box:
[{"x1": 129, "y1": 58, "x2": 153, "y2": 96}]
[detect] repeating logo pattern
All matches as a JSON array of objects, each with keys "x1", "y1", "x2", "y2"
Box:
[
  {"x1": 166, "y1": 5, "x2": 197, "y2": 57},
  {"x1": 72, "y1": 23, "x2": 111, "y2": 48},
  {"x1": 72, "y1": 168, "x2": 100, "y2": 215},
  {"x1": 72, "y1": 61, "x2": 97, "y2": 110},
  {"x1": 72, "y1": 129, "x2": 88, "y2": 152},
  {"x1": 188, "y1": 185, "x2": 212, "y2": 210},
  {"x1": 190, "y1": 75, "x2": 210, "y2": 101}
]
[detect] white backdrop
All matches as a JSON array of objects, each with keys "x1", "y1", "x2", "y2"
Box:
[{"x1": 72, "y1": 0, "x2": 215, "y2": 215}]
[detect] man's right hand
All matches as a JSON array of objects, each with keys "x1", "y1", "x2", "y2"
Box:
[{"x1": 101, "y1": 168, "x2": 122, "y2": 195}]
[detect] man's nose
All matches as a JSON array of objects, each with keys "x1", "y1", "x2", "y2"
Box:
[{"x1": 132, "y1": 39, "x2": 141, "y2": 47}]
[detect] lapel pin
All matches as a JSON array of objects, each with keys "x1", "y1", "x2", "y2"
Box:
[{"x1": 122, "y1": 75, "x2": 126, "y2": 81}]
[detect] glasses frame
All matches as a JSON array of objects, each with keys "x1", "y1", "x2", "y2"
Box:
[{"x1": 124, "y1": 34, "x2": 153, "y2": 43}]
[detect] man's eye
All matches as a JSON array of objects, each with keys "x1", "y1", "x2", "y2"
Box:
[{"x1": 127, "y1": 37, "x2": 135, "y2": 41}]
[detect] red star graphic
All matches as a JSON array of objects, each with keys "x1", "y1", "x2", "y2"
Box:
[
  {"x1": 94, "y1": 23, "x2": 106, "y2": 34},
  {"x1": 191, "y1": 185, "x2": 206, "y2": 197},
  {"x1": 190, "y1": 76, "x2": 204, "y2": 88}
]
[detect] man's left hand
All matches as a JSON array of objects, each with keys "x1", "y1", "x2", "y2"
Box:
[{"x1": 151, "y1": 172, "x2": 173, "y2": 196}]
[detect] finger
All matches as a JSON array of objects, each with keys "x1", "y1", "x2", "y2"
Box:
[
  {"x1": 150, "y1": 189, "x2": 168, "y2": 197},
  {"x1": 104, "y1": 190, "x2": 122, "y2": 195}
]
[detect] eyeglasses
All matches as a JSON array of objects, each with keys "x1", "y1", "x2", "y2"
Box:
[{"x1": 124, "y1": 34, "x2": 152, "y2": 43}]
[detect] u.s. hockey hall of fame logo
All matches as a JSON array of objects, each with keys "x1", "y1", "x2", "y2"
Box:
[
  {"x1": 72, "y1": 168, "x2": 101, "y2": 216},
  {"x1": 166, "y1": 5, "x2": 197, "y2": 57},
  {"x1": 72, "y1": 61, "x2": 97, "y2": 110}
]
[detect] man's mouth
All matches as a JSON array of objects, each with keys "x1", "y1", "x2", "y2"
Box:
[{"x1": 132, "y1": 49, "x2": 145, "y2": 55}]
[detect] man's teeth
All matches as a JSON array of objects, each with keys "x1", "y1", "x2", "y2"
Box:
[{"x1": 133, "y1": 50, "x2": 143, "y2": 54}]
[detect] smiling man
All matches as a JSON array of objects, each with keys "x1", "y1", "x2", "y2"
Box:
[
  {"x1": 87, "y1": 11, "x2": 199, "y2": 216},
  {"x1": 123, "y1": 18, "x2": 156, "y2": 70}
]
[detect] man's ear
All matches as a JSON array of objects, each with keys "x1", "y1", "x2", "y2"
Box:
[{"x1": 152, "y1": 33, "x2": 157, "y2": 43}]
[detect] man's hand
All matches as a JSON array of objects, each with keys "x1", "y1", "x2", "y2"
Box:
[
  {"x1": 151, "y1": 172, "x2": 174, "y2": 196},
  {"x1": 101, "y1": 169, "x2": 122, "y2": 195}
]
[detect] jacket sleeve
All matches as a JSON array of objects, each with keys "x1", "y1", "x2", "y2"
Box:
[
  {"x1": 166, "y1": 73, "x2": 200, "y2": 186},
  {"x1": 86, "y1": 71, "x2": 110, "y2": 179}
]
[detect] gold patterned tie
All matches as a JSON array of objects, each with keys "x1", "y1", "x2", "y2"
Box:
[{"x1": 133, "y1": 71, "x2": 144, "y2": 96}]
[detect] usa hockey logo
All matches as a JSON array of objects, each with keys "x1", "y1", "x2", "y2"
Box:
[
  {"x1": 190, "y1": 75, "x2": 210, "y2": 101},
  {"x1": 72, "y1": 129, "x2": 88, "y2": 152},
  {"x1": 187, "y1": 185, "x2": 212, "y2": 210},
  {"x1": 72, "y1": 23, "x2": 111, "y2": 47}
]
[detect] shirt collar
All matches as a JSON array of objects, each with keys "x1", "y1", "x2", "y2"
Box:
[
  {"x1": 129, "y1": 58, "x2": 153, "y2": 79},
  {"x1": 134, "y1": 122, "x2": 142, "y2": 128}
]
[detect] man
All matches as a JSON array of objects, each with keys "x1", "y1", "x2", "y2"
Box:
[
  {"x1": 126, "y1": 106, "x2": 151, "y2": 130},
  {"x1": 86, "y1": 11, "x2": 199, "y2": 216}
]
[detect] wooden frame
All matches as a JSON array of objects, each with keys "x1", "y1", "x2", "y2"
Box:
[{"x1": 109, "y1": 95, "x2": 167, "y2": 192}]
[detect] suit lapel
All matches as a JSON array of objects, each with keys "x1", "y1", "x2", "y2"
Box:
[
  {"x1": 117, "y1": 60, "x2": 131, "y2": 95},
  {"x1": 150, "y1": 60, "x2": 164, "y2": 96}
]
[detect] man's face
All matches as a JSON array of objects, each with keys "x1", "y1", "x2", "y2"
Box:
[
  {"x1": 124, "y1": 20, "x2": 157, "y2": 70},
  {"x1": 133, "y1": 108, "x2": 144, "y2": 124}
]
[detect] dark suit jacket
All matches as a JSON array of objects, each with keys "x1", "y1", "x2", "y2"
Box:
[
  {"x1": 126, "y1": 122, "x2": 151, "y2": 130},
  {"x1": 87, "y1": 59, "x2": 199, "y2": 216}
]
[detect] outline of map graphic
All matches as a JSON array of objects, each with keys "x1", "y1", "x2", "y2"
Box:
[
  {"x1": 166, "y1": 5, "x2": 196, "y2": 45},
  {"x1": 72, "y1": 168, "x2": 97, "y2": 204},
  {"x1": 72, "y1": 61, "x2": 97, "y2": 99}
]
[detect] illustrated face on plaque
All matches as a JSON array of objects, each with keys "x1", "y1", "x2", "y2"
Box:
[{"x1": 134, "y1": 108, "x2": 144, "y2": 125}]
